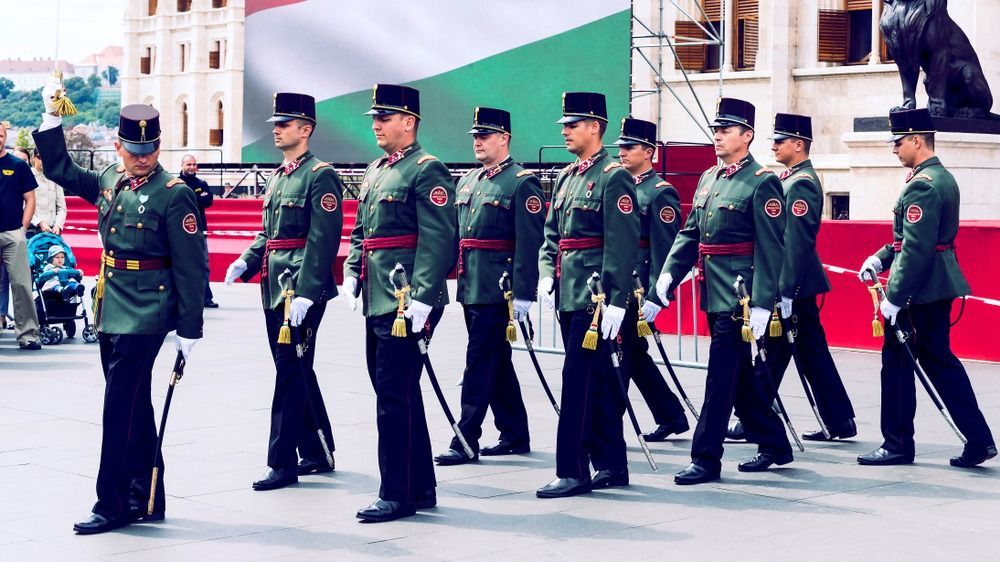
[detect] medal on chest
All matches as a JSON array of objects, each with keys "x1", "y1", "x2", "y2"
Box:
[{"x1": 137, "y1": 194, "x2": 149, "y2": 214}]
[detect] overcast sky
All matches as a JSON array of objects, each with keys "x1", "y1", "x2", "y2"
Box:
[{"x1": 4, "y1": 0, "x2": 126, "y2": 62}]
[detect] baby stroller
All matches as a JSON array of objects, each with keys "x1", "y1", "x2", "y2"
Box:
[{"x1": 27, "y1": 232, "x2": 98, "y2": 345}]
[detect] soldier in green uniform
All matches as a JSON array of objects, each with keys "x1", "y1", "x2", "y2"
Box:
[
  {"x1": 343, "y1": 84, "x2": 457, "y2": 522},
  {"x1": 433, "y1": 107, "x2": 543, "y2": 466},
  {"x1": 225, "y1": 93, "x2": 344, "y2": 491},
  {"x1": 857, "y1": 108, "x2": 996, "y2": 468},
  {"x1": 613, "y1": 117, "x2": 690, "y2": 443},
  {"x1": 536, "y1": 92, "x2": 640, "y2": 498},
  {"x1": 33, "y1": 80, "x2": 206, "y2": 533},
  {"x1": 655, "y1": 98, "x2": 792, "y2": 484}
]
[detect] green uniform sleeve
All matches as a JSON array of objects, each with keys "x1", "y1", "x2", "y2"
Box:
[
  {"x1": 779, "y1": 177, "x2": 822, "y2": 299},
  {"x1": 750, "y1": 174, "x2": 785, "y2": 309},
  {"x1": 512, "y1": 174, "x2": 545, "y2": 300},
  {"x1": 602, "y1": 168, "x2": 640, "y2": 309},
  {"x1": 295, "y1": 167, "x2": 344, "y2": 302},
  {"x1": 646, "y1": 184, "x2": 681, "y2": 305},
  {"x1": 664, "y1": 171, "x2": 710, "y2": 291},
  {"x1": 344, "y1": 164, "x2": 375, "y2": 283},
  {"x1": 166, "y1": 186, "x2": 207, "y2": 338},
  {"x1": 537, "y1": 169, "x2": 567, "y2": 282},
  {"x1": 31, "y1": 126, "x2": 104, "y2": 205},
  {"x1": 409, "y1": 160, "x2": 457, "y2": 305},
  {"x1": 875, "y1": 243, "x2": 895, "y2": 270},
  {"x1": 241, "y1": 233, "x2": 267, "y2": 279},
  {"x1": 886, "y1": 180, "x2": 940, "y2": 306}
]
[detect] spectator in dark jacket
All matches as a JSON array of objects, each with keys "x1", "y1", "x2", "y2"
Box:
[{"x1": 180, "y1": 154, "x2": 218, "y2": 308}]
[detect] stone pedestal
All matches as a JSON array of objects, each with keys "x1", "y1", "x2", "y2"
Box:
[{"x1": 840, "y1": 131, "x2": 1000, "y2": 220}]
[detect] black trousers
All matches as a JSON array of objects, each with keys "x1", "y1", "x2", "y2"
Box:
[
  {"x1": 451, "y1": 303, "x2": 530, "y2": 452},
  {"x1": 765, "y1": 296, "x2": 855, "y2": 428},
  {"x1": 263, "y1": 301, "x2": 334, "y2": 469},
  {"x1": 880, "y1": 299, "x2": 995, "y2": 454},
  {"x1": 555, "y1": 309, "x2": 627, "y2": 478},
  {"x1": 94, "y1": 332, "x2": 167, "y2": 519},
  {"x1": 691, "y1": 313, "x2": 791, "y2": 472},
  {"x1": 624, "y1": 312, "x2": 687, "y2": 426},
  {"x1": 366, "y1": 311, "x2": 437, "y2": 503}
]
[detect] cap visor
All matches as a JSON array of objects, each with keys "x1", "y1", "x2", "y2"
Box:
[
  {"x1": 267, "y1": 115, "x2": 295, "y2": 123},
  {"x1": 771, "y1": 133, "x2": 791, "y2": 141},
  {"x1": 365, "y1": 108, "x2": 399, "y2": 116},
  {"x1": 468, "y1": 127, "x2": 502, "y2": 135},
  {"x1": 710, "y1": 118, "x2": 752, "y2": 130},
  {"x1": 556, "y1": 115, "x2": 587, "y2": 124},
  {"x1": 887, "y1": 133, "x2": 906, "y2": 143},
  {"x1": 120, "y1": 140, "x2": 157, "y2": 156}
]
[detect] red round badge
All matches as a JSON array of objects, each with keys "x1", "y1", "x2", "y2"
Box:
[
  {"x1": 791, "y1": 199, "x2": 809, "y2": 217},
  {"x1": 321, "y1": 193, "x2": 338, "y2": 212},
  {"x1": 429, "y1": 186, "x2": 449, "y2": 207},
  {"x1": 906, "y1": 204, "x2": 923, "y2": 223},
  {"x1": 659, "y1": 206, "x2": 676, "y2": 224},
  {"x1": 764, "y1": 198, "x2": 783, "y2": 218},
  {"x1": 617, "y1": 195, "x2": 634, "y2": 214},
  {"x1": 525, "y1": 195, "x2": 543, "y2": 214},
  {"x1": 182, "y1": 213, "x2": 198, "y2": 234}
]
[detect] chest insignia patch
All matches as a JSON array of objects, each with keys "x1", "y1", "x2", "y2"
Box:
[
  {"x1": 906, "y1": 204, "x2": 923, "y2": 223},
  {"x1": 321, "y1": 193, "x2": 338, "y2": 212},
  {"x1": 429, "y1": 186, "x2": 449, "y2": 207},
  {"x1": 182, "y1": 213, "x2": 199, "y2": 234},
  {"x1": 791, "y1": 199, "x2": 808, "y2": 217},
  {"x1": 525, "y1": 195, "x2": 543, "y2": 214},
  {"x1": 764, "y1": 198, "x2": 783, "y2": 218},
  {"x1": 617, "y1": 195, "x2": 634, "y2": 214},
  {"x1": 659, "y1": 206, "x2": 676, "y2": 223}
]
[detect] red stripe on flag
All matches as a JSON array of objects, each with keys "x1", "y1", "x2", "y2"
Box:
[{"x1": 246, "y1": 0, "x2": 308, "y2": 18}]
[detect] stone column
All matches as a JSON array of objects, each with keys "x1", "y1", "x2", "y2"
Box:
[{"x1": 868, "y1": 0, "x2": 882, "y2": 65}]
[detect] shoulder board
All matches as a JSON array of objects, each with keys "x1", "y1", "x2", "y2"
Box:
[
  {"x1": 910, "y1": 173, "x2": 933, "y2": 183},
  {"x1": 755, "y1": 168, "x2": 774, "y2": 176},
  {"x1": 603, "y1": 162, "x2": 622, "y2": 173},
  {"x1": 792, "y1": 173, "x2": 814, "y2": 182},
  {"x1": 165, "y1": 178, "x2": 183, "y2": 189},
  {"x1": 115, "y1": 165, "x2": 125, "y2": 173},
  {"x1": 311, "y1": 161, "x2": 332, "y2": 172},
  {"x1": 655, "y1": 180, "x2": 672, "y2": 188},
  {"x1": 417, "y1": 155, "x2": 438, "y2": 165},
  {"x1": 516, "y1": 169, "x2": 534, "y2": 178}
]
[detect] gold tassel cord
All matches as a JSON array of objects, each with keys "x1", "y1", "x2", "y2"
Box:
[
  {"x1": 277, "y1": 288, "x2": 293, "y2": 344},
  {"x1": 739, "y1": 294, "x2": 754, "y2": 343},
  {"x1": 93, "y1": 257, "x2": 106, "y2": 316},
  {"x1": 504, "y1": 290, "x2": 517, "y2": 343},
  {"x1": 769, "y1": 306, "x2": 783, "y2": 338},
  {"x1": 868, "y1": 283, "x2": 885, "y2": 338},
  {"x1": 50, "y1": 72, "x2": 77, "y2": 116},
  {"x1": 391, "y1": 286, "x2": 410, "y2": 337},
  {"x1": 582, "y1": 292, "x2": 605, "y2": 350},
  {"x1": 634, "y1": 286, "x2": 653, "y2": 338}
]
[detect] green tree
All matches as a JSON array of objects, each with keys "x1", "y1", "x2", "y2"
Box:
[
  {"x1": 101, "y1": 66, "x2": 119, "y2": 86},
  {"x1": 86, "y1": 73, "x2": 102, "y2": 90},
  {"x1": 0, "y1": 77, "x2": 13, "y2": 99},
  {"x1": 16, "y1": 128, "x2": 32, "y2": 149}
]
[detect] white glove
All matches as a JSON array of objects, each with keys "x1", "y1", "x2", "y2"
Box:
[
  {"x1": 880, "y1": 299, "x2": 901, "y2": 325},
  {"x1": 404, "y1": 299, "x2": 433, "y2": 333},
  {"x1": 225, "y1": 258, "x2": 247, "y2": 285},
  {"x1": 41, "y1": 74, "x2": 62, "y2": 115},
  {"x1": 601, "y1": 304, "x2": 626, "y2": 340},
  {"x1": 778, "y1": 297, "x2": 793, "y2": 319},
  {"x1": 655, "y1": 272, "x2": 673, "y2": 305},
  {"x1": 175, "y1": 336, "x2": 199, "y2": 359},
  {"x1": 289, "y1": 296, "x2": 313, "y2": 327},
  {"x1": 859, "y1": 255, "x2": 883, "y2": 282},
  {"x1": 641, "y1": 300, "x2": 662, "y2": 324},
  {"x1": 342, "y1": 276, "x2": 359, "y2": 311},
  {"x1": 749, "y1": 306, "x2": 770, "y2": 339},
  {"x1": 513, "y1": 299, "x2": 533, "y2": 322},
  {"x1": 537, "y1": 277, "x2": 555, "y2": 310}
]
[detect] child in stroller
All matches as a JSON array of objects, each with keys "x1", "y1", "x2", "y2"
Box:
[{"x1": 27, "y1": 233, "x2": 97, "y2": 344}]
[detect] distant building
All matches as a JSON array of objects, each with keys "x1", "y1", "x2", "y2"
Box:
[
  {"x1": 121, "y1": 0, "x2": 244, "y2": 171},
  {"x1": 0, "y1": 58, "x2": 75, "y2": 90},
  {"x1": 75, "y1": 46, "x2": 125, "y2": 85}
]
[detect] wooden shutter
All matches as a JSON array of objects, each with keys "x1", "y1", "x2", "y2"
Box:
[
  {"x1": 702, "y1": 0, "x2": 722, "y2": 21},
  {"x1": 818, "y1": 9, "x2": 849, "y2": 63},
  {"x1": 736, "y1": 0, "x2": 758, "y2": 19},
  {"x1": 674, "y1": 20, "x2": 706, "y2": 71},
  {"x1": 741, "y1": 17, "x2": 759, "y2": 69},
  {"x1": 148, "y1": 0, "x2": 157, "y2": 16},
  {"x1": 846, "y1": 0, "x2": 871, "y2": 11}
]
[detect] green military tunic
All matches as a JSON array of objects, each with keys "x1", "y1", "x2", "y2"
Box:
[
  {"x1": 240, "y1": 151, "x2": 344, "y2": 310},
  {"x1": 662, "y1": 154, "x2": 785, "y2": 312},
  {"x1": 778, "y1": 159, "x2": 831, "y2": 299},
  {"x1": 345, "y1": 142, "x2": 457, "y2": 316},
  {"x1": 633, "y1": 168, "x2": 682, "y2": 306},
  {"x1": 874, "y1": 156, "x2": 970, "y2": 307},
  {"x1": 455, "y1": 156, "x2": 545, "y2": 304},
  {"x1": 32, "y1": 126, "x2": 206, "y2": 338},
  {"x1": 539, "y1": 149, "x2": 639, "y2": 311}
]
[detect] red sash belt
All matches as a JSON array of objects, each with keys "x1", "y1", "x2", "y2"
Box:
[
  {"x1": 695, "y1": 241, "x2": 754, "y2": 282},
  {"x1": 556, "y1": 237, "x2": 604, "y2": 278},
  {"x1": 360, "y1": 234, "x2": 419, "y2": 280},
  {"x1": 638, "y1": 237, "x2": 650, "y2": 249},
  {"x1": 102, "y1": 255, "x2": 170, "y2": 271},
  {"x1": 262, "y1": 238, "x2": 307, "y2": 279},
  {"x1": 891, "y1": 240, "x2": 954, "y2": 253},
  {"x1": 458, "y1": 238, "x2": 515, "y2": 275}
]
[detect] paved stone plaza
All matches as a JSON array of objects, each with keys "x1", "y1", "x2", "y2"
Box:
[{"x1": 1, "y1": 282, "x2": 997, "y2": 561}]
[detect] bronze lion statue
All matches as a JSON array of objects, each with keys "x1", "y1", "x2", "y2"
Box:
[{"x1": 880, "y1": 0, "x2": 994, "y2": 117}]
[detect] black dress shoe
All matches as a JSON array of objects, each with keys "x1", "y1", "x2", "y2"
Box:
[
  {"x1": 950, "y1": 445, "x2": 998, "y2": 468},
  {"x1": 18, "y1": 340, "x2": 41, "y2": 351},
  {"x1": 591, "y1": 469, "x2": 629, "y2": 489},
  {"x1": 480, "y1": 441, "x2": 530, "y2": 456},
  {"x1": 356, "y1": 499, "x2": 416, "y2": 522},
  {"x1": 726, "y1": 421, "x2": 746, "y2": 441},
  {"x1": 252, "y1": 467, "x2": 298, "y2": 490},
  {"x1": 73, "y1": 513, "x2": 129, "y2": 535},
  {"x1": 415, "y1": 489, "x2": 436, "y2": 510},
  {"x1": 674, "y1": 463, "x2": 720, "y2": 485},
  {"x1": 204, "y1": 300, "x2": 219, "y2": 308},
  {"x1": 803, "y1": 419, "x2": 857, "y2": 441},
  {"x1": 642, "y1": 419, "x2": 691, "y2": 442},
  {"x1": 536, "y1": 477, "x2": 592, "y2": 498},
  {"x1": 297, "y1": 457, "x2": 334, "y2": 475},
  {"x1": 857, "y1": 447, "x2": 914, "y2": 466},
  {"x1": 737, "y1": 451, "x2": 794, "y2": 472},
  {"x1": 434, "y1": 448, "x2": 478, "y2": 466}
]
